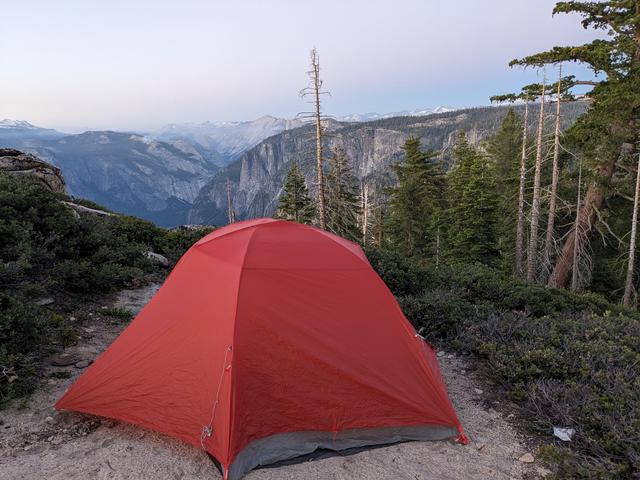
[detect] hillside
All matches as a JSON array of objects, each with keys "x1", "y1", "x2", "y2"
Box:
[
  {"x1": 0, "y1": 129, "x2": 220, "y2": 226},
  {"x1": 0, "y1": 149, "x2": 212, "y2": 405},
  {"x1": 151, "y1": 115, "x2": 303, "y2": 166},
  {"x1": 0, "y1": 117, "x2": 304, "y2": 226},
  {"x1": 189, "y1": 101, "x2": 589, "y2": 225}
]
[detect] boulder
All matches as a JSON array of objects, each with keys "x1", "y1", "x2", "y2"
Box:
[
  {"x1": 144, "y1": 251, "x2": 170, "y2": 267},
  {"x1": 0, "y1": 148, "x2": 66, "y2": 193},
  {"x1": 50, "y1": 353, "x2": 82, "y2": 367}
]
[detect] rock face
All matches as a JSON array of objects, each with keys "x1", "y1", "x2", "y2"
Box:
[
  {"x1": 0, "y1": 117, "x2": 305, "y2": 226},
  {"x1": 189, "y1": 102, "x2": 589, "y2": 225},
  {"x1": 152, "y1": 115, "x2": 303, "y2": 166},
  {"x1": 0, "y1": 148, "x2": 66, "y2": 193},
  {"x1": 11, "y1": 132, "x2": 219, "y2": 227}
]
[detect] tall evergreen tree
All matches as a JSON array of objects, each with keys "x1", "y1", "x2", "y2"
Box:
[
  {"x1": 325, "y1": 147, "x2": 361, "y2": 241},
  {"x1": 511, "y1": 1, "x2": 640, "y2": 288},
  {"x1": 275, "y1": 163, "x2": 315, "y2": 224},
  {"x1": 387, "y1": 137, "x2": 446, "y2": 257},
  {"x1": 485, "y1": 110, "x2": 524, "y2": 269},
  {"x1": 447, "y1": 132, "x2": 500, "y2": 264}
]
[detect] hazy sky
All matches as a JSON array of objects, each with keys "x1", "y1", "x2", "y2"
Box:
[{"x1": 1, "y1": 0, "x2": 601, "y2": 132}]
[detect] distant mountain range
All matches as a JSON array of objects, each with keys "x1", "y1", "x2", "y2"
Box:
[
  {"x1": 189, "y1": 102, "x2": 590, "y2": 226},
  {"x1": 0, "y1": 103, "x2": 586, "y2": 227},
  {"x1": 0, "y1": 116, "x2": 304, "y2": 225},
  {"x1": 151, "y1": 115, "x2": 304, "y2": 166},
  {"x1": 337, "y1": 106, "x2": 456, "y2": 122}
]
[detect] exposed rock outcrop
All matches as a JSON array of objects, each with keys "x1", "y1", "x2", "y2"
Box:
[
  {"x1": 189, "y1": 102, "x2": 590, "y2": 225},
  {"x1": 0, "y1": 148, "x2": 66, "y2": 193}
]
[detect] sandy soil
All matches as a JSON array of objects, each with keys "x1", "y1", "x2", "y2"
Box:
[{"x1": 0, "y1": 284, "x2": 545, "y2": 480}]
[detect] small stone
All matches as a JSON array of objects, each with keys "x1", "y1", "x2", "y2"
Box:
[
  {"x1": 51, "y1": 353, "x2": 81, "y2": 366},
  {"x1": 537, "y1": 467, "x2": 552, "y2": 477},
  {"x1": 518, "y1": 453, "x2": 535, "y2": 463},
  {"x1": 75, "y1": 360, "x2": 91, "y2": 369},
  {"x1": 35, "y1": 297, "x2": 54, "y2": 306},
  {"x1": 45, "y1": 416, "x2": 55, "y2": 424},
  {"x1": 47, "y1": 435, "x2": 54, "y2": 442},
  {"x1": 69, "y1": 316, "x2": 76, "y2": 322},
  {"x1": 447, "y1": 354, "x2": 455, "y2": 358},
  {"x1": 24, "y1": 444, "x2": 33, "y2": 451},
  {"x1": 436, "y1": 351, "x2": 446, "y2": 357},
  {"x1": 474, "y1": 388, "x2": 484, "y2": 395},
  {"x1": 51, "y1": 436, "x2": 63, "y2": 445},
  {"x1": 144, "y1": 251, "x2": 170, "y2": 267}
]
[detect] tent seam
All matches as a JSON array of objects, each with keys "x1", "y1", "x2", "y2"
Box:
[
  {"x1": 195, "y1": 219, "x2": 279, "y2": 247},
  {"x1": 225, "y1": 225, "x2": 260, "y2": 470}
]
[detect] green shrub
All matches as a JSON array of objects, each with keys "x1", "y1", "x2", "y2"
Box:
[
  {"x1": 0, "y1": 295, "x2": 66, "y2": 404},
  {"x1": 0, "y1": 172, "x2": 213, "y2": 407}
]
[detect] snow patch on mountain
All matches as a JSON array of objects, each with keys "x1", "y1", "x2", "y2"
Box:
[{"x1": 338, "y1": 106, "x2": 457, "y2": 122}]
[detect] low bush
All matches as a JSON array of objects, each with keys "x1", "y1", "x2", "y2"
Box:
[
  {"x1": 369, "y1": 249, "x2": 640, "y2": 479},
  {"x1": 0, "y1": 172, "x2": 212, "y2": 406},
  {"x1": 0, "y1": 294, "x2": 76, "y2": 404}
]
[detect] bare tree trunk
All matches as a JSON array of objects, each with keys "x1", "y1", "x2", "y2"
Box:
[
  {"x1": 571, "y1": 159, "x2": 583, "y2": 291},
  {"x1": 226, "y1": 179, "x2": 235, "y2": 224},
  {"x1": 377, "y1": 207, "x2": 384, "y2": 247},
  {"x1": 515, "y1": 101, "x2": 529, "y2": 276},
  {"x1": 310, "y1": 49, "x2": 326, "y2": 230},
  {"x1": 623, "y1": 153, "x2": 640, "y2": 305},
  {"x1": 436, "y1": 225, "x2": 441, "y2": 268},
  {"x1": 542, "y1": 66, "x2": 563, "y2": 278},
  {"x1": 527, "y1": 78, "x2": 547, "y2": 282},
  {"x1": 549, "y1": 153, "x2": 620, "y2": 288},
  {"x1": 361, "y1": 181, "x2": 369, "y2": 246}
]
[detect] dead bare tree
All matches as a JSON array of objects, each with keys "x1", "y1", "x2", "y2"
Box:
[
  {"x1": 571, "y1": 159, "x2": 583, "y2": 291},
  {"x1": 299, "y1": 48, "x2": 329, "y2": 230},
  {"x1": 527, "y1": 75, "x2": 547, "y2": 282},
  {"x1": 623, "y1": 152, "x2": 640, "y2": 305},
  {"x1": 226, "y1": 179, "x2": 236, "y2": 224},
  {"x1": 515, "y1": 100, "x2": 530, "y2": 277},
  {"x1": 361, "y1": 180, "x2": 370, "y2": 246},
  {"x1": 542, "y1": 65, "x2": 563, "y2": 279}
]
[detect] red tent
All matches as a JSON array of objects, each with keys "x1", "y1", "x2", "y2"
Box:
[{"x1": 56, "y1": 218, "x2": 466, "y2": 479}]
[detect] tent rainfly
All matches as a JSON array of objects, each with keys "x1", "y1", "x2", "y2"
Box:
[{"x1": 56, "y1": 218, "x2": 467, "y2": 479}]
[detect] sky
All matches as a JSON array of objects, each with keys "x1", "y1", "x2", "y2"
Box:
[{"x1": 1, "y1": 0, "x2": 603, "y2": 133}]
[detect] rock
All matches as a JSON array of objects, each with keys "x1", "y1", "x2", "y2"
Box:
[
  {"x1": 474, "y1": 388, "x2": 484, "y2": 395},
  {"x1": 447, "y1": 354, "x2": 455, "y2": 358},
  {"x1": 518, "y1": 453, "x2": 535, "y2": 463},
  {"x1": 0, "y1": 148, "x2": 66, "y2": 193},
  {"x1": 35, "y1": 297, "x2": 54, "y2": 306},
  {"x1": 145, "y1": 251, "x2": 170, "y2": 267},
  {"x1": 537, "y1": 466, "x2": 552, "y2": 477},
  {"x1": 45, "y1": 416, "x2": 55, "y2": 424},
  {"x1": 75, "y1": 360, "x2": 91, "y2": 369},
  {"x1": 51, "y1": 353, "x2": 81, "y2": 366},
  {"x1": 437, "y1": 351, "x2": 446, "y2": 357},
  {"x1": 23, "y1": 444, "x2": 33, "y2": 451},
  {"x1": 61, "y1": 201, "x2": 113, "y2": 217}
]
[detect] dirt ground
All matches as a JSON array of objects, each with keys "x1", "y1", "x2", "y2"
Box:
[{"x1": 0, "y1": 284, "x2": 547, "y2": 480}]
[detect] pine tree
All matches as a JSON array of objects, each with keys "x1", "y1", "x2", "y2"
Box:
[
  {"x1": 511, "y1": 1, "x2": 640, "y2": 288},
  {"x1": 275, "y1": 163, "x2": 315, "y2": 224},
  {"x1": 387, "y1": 137, "x2": 445, "y2": 257},
  {"x1": 485, "y1": 109, "x2": 524, "y2": 269},
  {"x1": 447, "y1": 132, "x2": 500, "y2": 264},
  {"x1": 325, "y1": 147, "x2": 361, "y2": 242}
]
